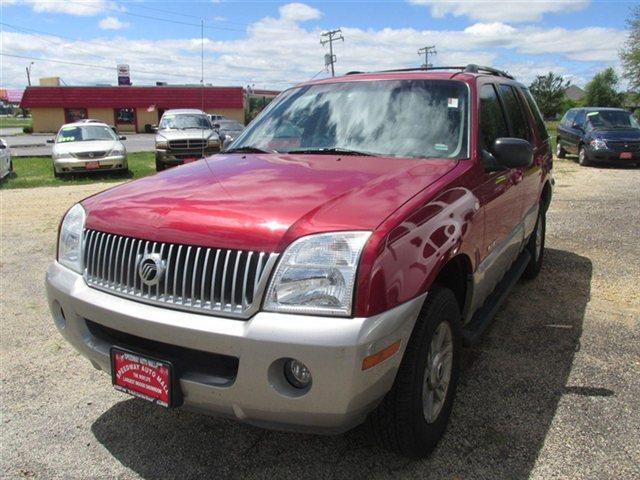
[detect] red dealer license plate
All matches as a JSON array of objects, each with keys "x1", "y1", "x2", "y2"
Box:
[
  {"x1": 183, "y1": 158, "x2": 197, "y2": 164},
  {"x1": 620, "y1": 152, "x2": 633, "y2": 159},
  {"x1": 85, "y1": 161, "x2": 100, "y2": 169},
  {"x1": 111, "y1": 348, "x2": 173, "y2": 407}
]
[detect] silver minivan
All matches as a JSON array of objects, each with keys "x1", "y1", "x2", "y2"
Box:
[{"x1": 49, "y1": 122, "x2": 128, "y2": 177}]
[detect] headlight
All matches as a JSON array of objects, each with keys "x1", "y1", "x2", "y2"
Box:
[
  {"x1": 52, "y1": 151, "x2": 71, "y2": 160},
  {"x1": 264, "y1": 231, "x2": 371, "y2": 317},
  {"x1": 109, "y1": 147, "x2": 125, "y2": 156},
  {"x1": 156, "y1": 137, "x2": 168, "y2": 149},
  {"x1": 225, "y1": 134, "x2": 233, "y2": 142},
  {"x1": 208, "y1": 136, "x2": 220, "y2": 147},
  {"x1": 590, "y1": 138, "x2": 607, "y2": 150},
  {"x1": 57, "y1": 203, "x2": 86, "y2": 273}
]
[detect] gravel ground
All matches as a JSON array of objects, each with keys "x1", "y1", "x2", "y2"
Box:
[{"x1": 1, "y1": 160, "x2": 639, "y2": 479}]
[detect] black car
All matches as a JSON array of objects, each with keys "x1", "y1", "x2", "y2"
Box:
[{"x1": 556, "y1": 107, "x2": 640, "y2": 166}]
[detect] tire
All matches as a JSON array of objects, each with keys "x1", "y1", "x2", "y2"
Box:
[
  {"x1": 155, "y1": 159, "x2": 166, "y2": 172},
  {"x1": 578, "y1": 145, "x2": 589, "y2": 166},
  {"x1": 522, "y1": 206, "x2": 546, "y2": 279},
  {"x1": 556, "y1": 138, "x2": 566, "y2": 158},
  {"x1": 53, "y1": 166, "x2": 61, "y2": 178},
  {"x1": 368, "y1": 286, "x2": 461, "y2": 458}
]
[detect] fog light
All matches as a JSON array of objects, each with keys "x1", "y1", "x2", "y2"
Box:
[{"x1": 284, "y1": 359, "x2": 312, "y2": 389}]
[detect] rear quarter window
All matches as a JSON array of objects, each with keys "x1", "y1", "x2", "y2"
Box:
[
  {"x1": 498, "y1": 84, "x2": 530, "y2": 140},
  {"x1": 522, "y1": 88, "x2": 549, "y2": 140}
]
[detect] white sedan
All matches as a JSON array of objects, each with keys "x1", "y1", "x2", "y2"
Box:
[{"x1": 0, "y1": 138, "x2": 12, "y2": 180}]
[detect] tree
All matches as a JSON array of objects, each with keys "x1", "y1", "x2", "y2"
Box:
[
  {"x1": 620, "y1": 5, "x2": 640, "y2": 98},
  {"x1": 529, "y1": 72, "x2": 571, "y2": 120},
  {"x1": 583, "y1": 68, "x2": 625, "y2": 107}
]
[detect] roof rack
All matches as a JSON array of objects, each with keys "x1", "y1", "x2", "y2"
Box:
[{"x1": 348, "y1": 64, "x2": 514, "y2": 79}]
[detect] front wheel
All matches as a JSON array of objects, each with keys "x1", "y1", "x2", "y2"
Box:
[
  {"x1": 522, "y1": 207, "x2": 545, "y2": 279},
  {"x1": 155, "y1": 159, "x2": 166, "y2": 172},
  {"x1": 578, "y1": 145, "x2": 589, "y2": 166},
  {"x1": 368, "y1": 286, "x2": 461, "y2": 458}
]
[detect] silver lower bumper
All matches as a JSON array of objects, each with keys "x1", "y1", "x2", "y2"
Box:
[
  {"x1": 46, "y1": 262, "x2": 425, "y2": 433},
  {"x1": 53, "y1": 155, "x2": 128, "y2": 173}
]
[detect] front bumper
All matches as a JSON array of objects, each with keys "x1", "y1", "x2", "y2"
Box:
[
  {"x1": 53, "y1": 154, "x2": 127, "y2": 173},
  {"x1": 46, "y1": 262, "x2": 425, "y2": 433},
  {"x1": 156, "y1": 148, "x2": 219, "y2": 164},
  {"x1": 586, "y1": 147, "x2": 639, "y2": 164}
]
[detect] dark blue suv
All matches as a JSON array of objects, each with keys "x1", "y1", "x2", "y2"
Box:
[{"x1": 556, "y1": 107, "x2": 640, "y2": 166}]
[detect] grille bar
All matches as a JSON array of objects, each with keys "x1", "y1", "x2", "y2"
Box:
[
  {"x1": 83, "y1": 229, "x2": 277, "y2": 318},
  {"x1": 168, "y1": 139, "x2": 207, "y2": 151}
]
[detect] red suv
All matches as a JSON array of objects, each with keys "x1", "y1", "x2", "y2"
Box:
[{"x1": 47, "y1": 65, "x2": 553, "y2": 458}]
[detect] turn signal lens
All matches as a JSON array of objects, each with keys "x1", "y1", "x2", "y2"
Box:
[{"x1": 362, "y1": 340, "x2": 401, "y2": 371}]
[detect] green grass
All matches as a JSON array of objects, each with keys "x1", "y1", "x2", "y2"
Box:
[
  {"x1": 1, "y1": 152, "x2": 155, "y2": 189},
  {"x1": 0, "y1": 117, "x2": 32, "y2": 128},
  {"x1": 545, "y1": 121, "x2": 559, "y2": 153}
]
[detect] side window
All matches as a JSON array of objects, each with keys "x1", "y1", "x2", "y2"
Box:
[
  {"x1": 574, "y1": 109, "x2": 586, "y2": 128},
  {"x1": 479, "y1": 84, "x2": 509, "y2": 151},
  {"x1": 498, "y1": 84, "x2": 530, "y2": 140},
  {"x1": 522, "y1": 88, "x2": 549, "y2": 140}
]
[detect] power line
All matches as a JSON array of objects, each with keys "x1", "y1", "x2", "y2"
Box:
[
  {"x1": 418, "y1": 45, "x2": 437, "y2": 68},
  {"x1": 320, "y1": 29, "x2": 344, "y2": 77}
]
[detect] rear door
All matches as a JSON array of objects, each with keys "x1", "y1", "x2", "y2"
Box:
[{"x1": 564, "y1": 109, "x2": 582, "y2": 154}]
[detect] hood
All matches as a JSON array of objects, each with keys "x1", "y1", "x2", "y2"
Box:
[
  {"x1": 590, "y1": 128, "x2": 640, "y2": 141},
  {"x1": 54, "y1": 139, "x2": 120, "y2": 154},
  {"x1": 156, "y1": 129, "x2": 215, "y2": 141},
  {"x1": 83, "y1": 153, "x2": 459, "y2": 252}
]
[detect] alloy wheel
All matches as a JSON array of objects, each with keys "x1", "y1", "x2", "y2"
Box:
[{"x1": 422, "y1": 321, "x2": 453, "y2": 423}]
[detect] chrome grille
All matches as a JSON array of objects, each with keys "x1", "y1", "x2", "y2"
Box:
[
  {"x1": 168, "y1": 139, "x2": 207, "y2": 150},
  {"x1": 82, "y1": 229, "x2": 277, "y2": 318},
  {"x1": 606, "y1": 140, "x2": 640, "y2": 152},
  {"x1": 73, "y1": 151, "x2": 108, "y2": 159}
]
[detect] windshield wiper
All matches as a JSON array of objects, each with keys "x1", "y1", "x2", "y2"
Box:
[
  {"x1": 286, "y1": 147, "x2": 380, "y2": 156},
  {"x1": 223, "y1": 146, "x2": 275, "y2": 154}
]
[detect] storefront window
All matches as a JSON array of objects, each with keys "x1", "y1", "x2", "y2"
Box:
[
  {"x1": 115, "y1": 107, "x2": 135, "y2": 124},
  {"x1": 65, "y1": 108, "x2": 87, "y2": 123}
]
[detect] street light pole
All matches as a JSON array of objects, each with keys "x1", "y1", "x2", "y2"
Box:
[{"x1": 26, "y1": 62, "x2": 34, "y2": 86}]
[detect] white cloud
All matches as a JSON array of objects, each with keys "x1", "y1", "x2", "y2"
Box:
[
  {"x1": 0, "y1": 3, "x2": 626, "y2": 90},
  {"x1": 410, "y1": 0, "x2": 590, "y2": 23},
  {"x1": 278, "y1": 3, "x2": 322, "y2": 22},
  {"x1": 28, "y1": 0, "x2": 114, "y2": 16},
  {"x1": 99, "y1": 16, "x2": 129, "y2": 30}
]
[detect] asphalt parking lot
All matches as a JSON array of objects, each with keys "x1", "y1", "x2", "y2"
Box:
[{"x1": 1, "y1": 159, "x2": 638, "y2": 479}]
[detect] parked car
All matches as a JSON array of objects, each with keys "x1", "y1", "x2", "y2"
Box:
[
  {"x1": 216, "y1": 119, "x2": 246, "y2": 147},
  {"x1": 209, "y1": 114, "x2": 226, "y2": 123},
  {"x1": 556, "y1": 107, "x2": 640, "y2": 166},
  {"x1": 46, "y1": 65, "x2": 553, "y2": 458},
  {"x1": 48, "y1": 122, "x2": 128, "y2": 177},
  {"x1": 154, "y1": 109, "x2": 222, "y2": 171},
  {"x1": 0, "y1": 138, "x2": 13, "y2": 179}
]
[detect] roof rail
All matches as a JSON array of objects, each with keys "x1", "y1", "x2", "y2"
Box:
[{"x1": 371, "y1": 64, "x2": 514, "y2": 79}]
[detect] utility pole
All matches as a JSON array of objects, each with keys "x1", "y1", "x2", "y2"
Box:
[
  {"x1": 26, "y1": 61, "x2": 34, "y2": 86},
  {"x1": 418, "y1": 45, "x2": 437, "y2": 68},
  {"x1": 320, "y1": 29, "x2": 344, "y2": 77}
]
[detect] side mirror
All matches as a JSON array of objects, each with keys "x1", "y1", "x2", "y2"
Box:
[
  {"x1": 213, "y1": 123, "x2": 221, "y2": 129},
  {"x1": 119, "y1": 136, "x2": 127, "y2": 140},
  {"x1": 571, "y1": 122, "x2": 583, "y2": 131},
  {"x1": 46, "y1": 138, "x2": 55, "y2": 144},
  {"x1": 151, "y1": 125, "x2": 158, "y2": 133},
  {"x1": 492, "y1": 138, "x2": 533, "y2": 169}
]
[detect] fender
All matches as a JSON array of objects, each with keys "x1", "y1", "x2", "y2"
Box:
[{"x1": 355, "y1": 183, "x2": 482, "y2": 317}]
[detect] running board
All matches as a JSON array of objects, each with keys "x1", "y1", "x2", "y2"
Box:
[{"x1": 461, "y1": 250, "x2": 531, "y2": 346}]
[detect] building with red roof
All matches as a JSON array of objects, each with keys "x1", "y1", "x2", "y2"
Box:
[{"x1": 20, "y1": 84, "x2": 279, "y2": 133}]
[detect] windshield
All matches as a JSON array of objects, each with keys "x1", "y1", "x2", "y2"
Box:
[
  {"x1": 159, "y1": 114, "x2": 211, "y2": 130},
  {"x1": 231, "y1": 79, "x2": 469, "y2": 159},
  {"x1": 586, "y1": 110, "x2": 640, "y2": 130},
  {"x1": 56, "y1": 125, "x2": 116, "y2": 143}
]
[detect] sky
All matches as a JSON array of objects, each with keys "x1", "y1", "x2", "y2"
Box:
[{"x1": 0, "y1": 0, "x2": 635, "y2": 90}]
